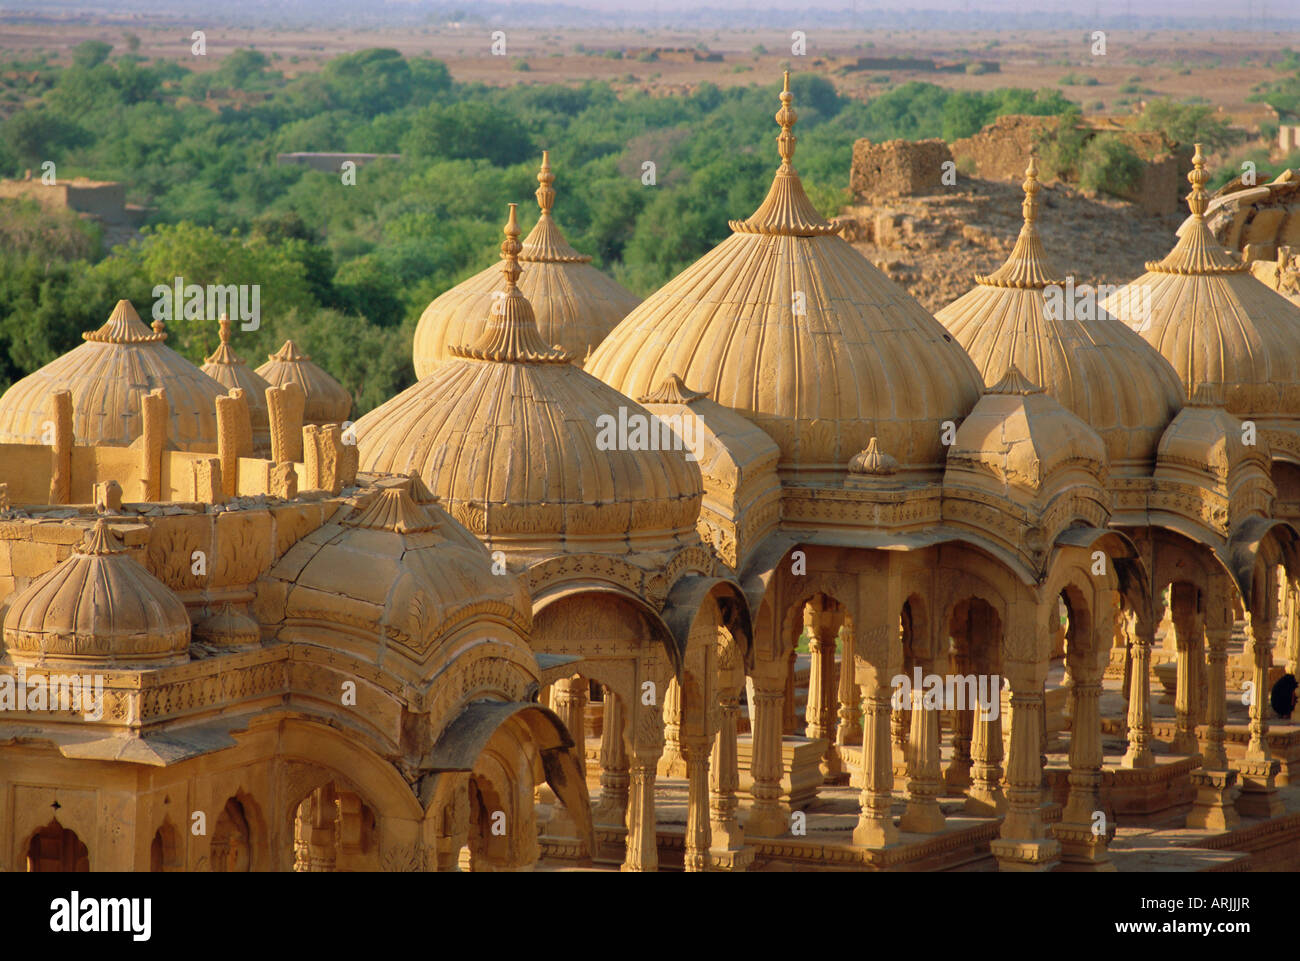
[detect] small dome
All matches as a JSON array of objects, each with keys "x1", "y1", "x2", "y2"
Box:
[
  {"x1": 411, "y1": 152, "x2": 641, "y2": 376},
  {"x1": 276, "y1": 485, "x2": 533, "y2": 648},
  {"x1": 0, "y1": 300, "x2": 225, "y2": 450},
  {"x1": 1102, "y1": 145, "x2": 1300, "y2": 423},
  {"x1": 255, "y1": 340, "x2": 352, "y2": 425},
  {"x1": 200, "y1": 314, "x2": 271, "y2": 446},
  {"x1": 356, "y1": 205, "x2": 703, "y2": 549},
  {"x1": 1157, "y1": 386, "x2": 1270, "y2": 483},
  {"x1": 2, "y1": 520, "x2": 191, "y2": 668},
  {"x1": 946, "y1": 365, "x2": 1108, "y2": 497},
  {"x1": 585, "y1": 74, "x2": 983, "y2": 478},
  {"x1": 936, "y1": 156, "x2": 1185, "y2": 472}
]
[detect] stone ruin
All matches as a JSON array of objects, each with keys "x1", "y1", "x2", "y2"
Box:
[{"x1": 850, "y1": 138, "x2": 954, "y2": 201}]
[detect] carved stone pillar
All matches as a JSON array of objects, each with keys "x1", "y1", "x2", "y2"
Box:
[
  {"x1": 945, "y1": 641, "x2": 974, "y2": 793},
  {"x1": 551, "y1": 676, "x2": 587, "y2": 778},
  {"x1": 853, "y1": 686, "x2": 899, "y2": 848},
  {"x1": 594, "y1": 687, "x2": 629, "y2": 826},
  {"x1": 661, "y1": 677, "x2": 683, "y2": 774},
  {"x1": 783, "y1": 648, "x2": 798, "y2": 735},
  {"x1": 710, "y1": 691, "x2": 744, "y2": 850},
  {"x1": 805, "y1": 606, "x2": 841, "y2": 779},
  {"x1": 992, "y1": 684, "x2": 1060, "y2": 871},
  {"x1": 747, "y1": 676, "x2": 787, "y2": 838},
  {"x1": 1056, "y1": 667, "x2": 1113, "y2": 870},
  {"x1": 1170, "y1": 584, "x2": 1203, "y2": 755},
  {"x1": 835, "y1": 625, "x2": 863, "y2": 750},
  {"x1": 891, "y1": 652, "x2": 912, "y2": 774},
  {"x1": 1202, "y1": 626, "x2": 1231, "y2": 770},
  {"x1": 1122, "y1": 615, "x2": 1156, "y2": 769},
  {"x1": 900, "y1": 663, "x2": 945, "y2": 833},
  {"x1": 1237, "y1": 614, "x2": 1283, "y2": 818},
  {"x1": 302, "y1": 785, "x2": 338, "y2": 872},
  {"x1": 622, "y1": 749, "x2": 661, "y2": 872},
  {"x1": 966, "y1": 699, "x2": 1005, "y2": 815},
  {"x1": 682, "y1": 736, "x2": 712, "y2": 872}
]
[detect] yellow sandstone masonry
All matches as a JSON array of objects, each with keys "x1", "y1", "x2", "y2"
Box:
[{"x1": 2, "y1": 80, "x2": 1300, "y2": 875}]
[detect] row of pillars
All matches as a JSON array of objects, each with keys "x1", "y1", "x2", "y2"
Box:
[{"x1": 545, "y1": 675, "x2": 750, "y2": 872}]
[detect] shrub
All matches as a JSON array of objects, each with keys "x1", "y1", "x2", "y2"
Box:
[{"x1": 1078, "y1": 135, "x2": 1143, "y2": 196}]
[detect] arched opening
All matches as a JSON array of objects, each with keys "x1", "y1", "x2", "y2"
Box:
[
  {"x1": 26, "y1": 819, "x2": 88, "y2": 872},
  {"x1": 291, "y1": 782, "x2": 379, "y2": 872},
  {"x1": 150, "y1": 819, "x2": 180, "y2": 872},
  {"x1": 210, "y1": 796, "x2": 253, "y2": 872}
]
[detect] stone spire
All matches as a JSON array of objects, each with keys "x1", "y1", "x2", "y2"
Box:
[
  {"x1": 1149, "y1": 142, "x2": 1244, "y2": 275},
  {"x1": 451, "y1": 203, "x2": 572, "y2": 364},
  {"x1": 729, "y1": 71, "x2": 839, "y2": 238},
  {"x1": 204, "y1": 313, "x2": 243, "y2": 366},
  {"x1": 976, "y1": 153, "x2": 1064, "y2": 288},
  {"x1": 520, "y1": 151, "x2": 590, "y2": 263},
  {"x1": 83, "y1": 299, "x2": 167, "y2": 344}
]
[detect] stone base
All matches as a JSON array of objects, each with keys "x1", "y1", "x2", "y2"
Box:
[
  {"x1": 852, "y1": 815, "x2": 900, "y2": 849},
  {"x1": 990, "y1": 837, "x2": 1061, "y2": 872},
  {"x1": 1044, "y1": 756, "x2": 1200, "y2": 823},
  {"x1": 737, "y1": 734, "x2": 826, "y2": 813},
  {"x1": 708, "y1": 846, "x2": 755, "y2": 872},
  {"x1": 1052, "y1": 823, "x2": 1115, "y2": 871},
  {"x1": 1234, "y1": 758, "x2": 1284, "y2": 819},
  {"x1": 1186, "y1": 769, "x2": 1240, "y2": 830}
]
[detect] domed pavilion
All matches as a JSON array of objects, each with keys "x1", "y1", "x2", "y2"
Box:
[
  {"x1": 0, "y1": 300, "x2": 224, "y2": 451},
  {"x1": 411, "y1": 152, "x2": 641, "y2": 377}
]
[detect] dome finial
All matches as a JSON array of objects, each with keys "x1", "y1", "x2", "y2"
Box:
[
  {"x1": 501, "y1": 202, "x2": 523, "y2": 290},
  {"x1": 84, "y1": 518, "x2": 124, "y2": 555},
  {"x1": 1187, "y1": 142, "x2": 1208, "y2": 218},
  {"x1": 776, "y1": 70, "x2": 797, "y2": 166},
  {"x1": 218, "y1": 312, "x2": 231, "y2": 346},
  {"x1": 974, "y1": 150, "x2": 1063, "y2": 288},
  {"x1": 1021, "y1": 152, "x2": 1041, "y2": 226},
  {"x1": 536, "y1": 150, "x2": 555, "y2": 216}
]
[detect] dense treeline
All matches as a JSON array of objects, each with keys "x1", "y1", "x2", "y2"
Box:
[{"x1": 0, "y1": 44, "x2": 1075, "y2": 413}]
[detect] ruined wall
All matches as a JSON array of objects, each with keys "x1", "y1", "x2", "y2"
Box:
[
  {"x1": 850, "y1": 138, "x2": 954, "y2": 200},
  {"x1": 947, "y1": 114, "x2": 1190, "y2": 214},
  {"x1": 950, "y1": 115, "x2": 1060, "y2": 181}
]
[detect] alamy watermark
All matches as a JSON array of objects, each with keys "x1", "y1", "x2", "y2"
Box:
[
  {"x1": 152, "y1": 276, "x2": 260, "y2": 331},
  {"x1": 1042, "y1": 277, "x2": 1152, "y2": 332},
  {"x1": 595, "y1": 406, "x2": 700, "y2": 462},
  {"x1": 890, "y1": 667, "x2": 1002, "y2": 721},
  {"x1": 0, "y1": 667, "x2": 104, "y2": 721}
]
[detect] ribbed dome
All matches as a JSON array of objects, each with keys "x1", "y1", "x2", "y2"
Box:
[
  {"x1": 279, "y1": 486, "x2": 532, "y2": 648},
  {"x1": 411, "y1": 152, "x2": 641, "y2": 377},
  {"x1": 200, "y1": 314, "x2": 271, "y2": 446},
  {"x1": 355, "y1": 205, "x2": 703, "y2": 548},
  {"x1": 2, "y1": 520, "x2": 191, "y2": 668},
  {"x1": 584, "y1": 74, "x2": 983, "y2": 478},
  {"x1": 255, "y1": 340, "x2": 352, "y2": 425},
  {"x1": 1101, "y1": 145, "x2": 1300, "y2": 421},
  {"x1": 936, "y1": 156, "x2": 1185, "y2": 472},
  {"x1": 945, "y1": 365, "x2": 1108, "y2": 498},
  {"x1": 0, "y1": 300, "x2": 225, "y2": 450}
]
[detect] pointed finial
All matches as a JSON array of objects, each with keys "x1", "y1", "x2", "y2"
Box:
[
  {"x1": 535, "y1": 150, "x2": 555, "y2": 216},
  {"x1": 151, "y1": 317, "x2": 165, "y2": 336},
  {"x1": 83, "y1": 518, "x2": 124, "y2": 555},
  {"x1": 1187, "y1": 142, "x2": 1208, "y2": 218},
  {"x1": 776, "y1": 70, "x2": 797, "y2": 166},
  {"x1": 1021, "y1": 152, "x2": 1041, "y2": 226},
  {"x1": 218, "y1": 312, "x2": 231, "y2": 345},
  {"x1": 501, "y1": 203, "x2": 522, "y2": 289}
]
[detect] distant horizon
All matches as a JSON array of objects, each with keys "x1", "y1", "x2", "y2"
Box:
[{"x1": 3, "y1": 0, "x2": 1299, "y2": 31}]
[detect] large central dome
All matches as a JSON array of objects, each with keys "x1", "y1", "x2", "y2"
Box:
[
  {"x1": 354, "y1": 205, "x2": 702, "y2": 551},
  {"x1": 584, "y1": 74, "x2": 983, "y2": 479}
]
